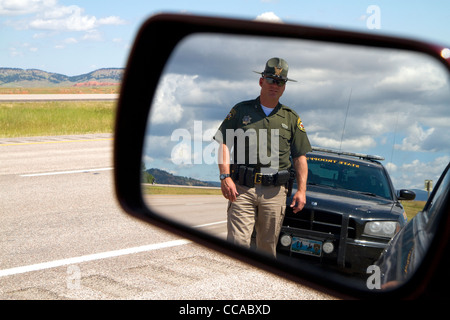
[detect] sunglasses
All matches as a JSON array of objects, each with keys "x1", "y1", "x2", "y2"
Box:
[{"x1": 264, "y1": 77, "x2": 287, "y2": 87}]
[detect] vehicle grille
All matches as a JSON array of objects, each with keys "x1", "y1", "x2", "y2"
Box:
[{"x1": 284, "y1": 208, "x2": 356, "y2": 238}]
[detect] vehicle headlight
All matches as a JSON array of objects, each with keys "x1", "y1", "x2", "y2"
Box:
[{"x1": 363, "y1": 221, "x2": 399, "y2": 238}]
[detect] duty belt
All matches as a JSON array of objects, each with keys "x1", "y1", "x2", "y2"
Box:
[{"x1": 230, "y1": 165, "x2": 291, "y2": 188}]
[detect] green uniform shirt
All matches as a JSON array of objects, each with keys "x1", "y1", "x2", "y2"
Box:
[{"x1": 214, "y1": 96, "x2": 312, "y2": 171}]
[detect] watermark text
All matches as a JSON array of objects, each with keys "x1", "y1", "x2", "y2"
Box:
[
  {"x1": 170, "y1": 121, "x2": 280, "y2": 172},
  {"x1": 366, "y1": 5, "x2": 381, "y2": 29}
]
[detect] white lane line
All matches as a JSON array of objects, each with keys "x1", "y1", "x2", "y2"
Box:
[
  {"x1": 0, "y1": 137, "x2": 113, "y2": 147},
  {"x1": 0, "y1": 219, "x2": 226, "y2": 278},
  {"x1": 0, "y1": 239, "x2": 191, "y2": 278},
  {"x1": 20, "y1": 167, "x2": 113, "y2": 177}
]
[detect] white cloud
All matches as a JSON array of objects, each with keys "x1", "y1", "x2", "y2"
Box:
[
  {"x1": 29, "y1": 6, "x2": 117, "y2": 31},
  {"x1": 150, "y1": 74, "x2": 189, "y2": 125},
  {"x1": 254, "y1": 12, "x2": 283, "y2": 23},
  {"x1": 391, "y1": 156, "x2": 450, "y2": 189},
  {"x1": 2, "y1": 0, "x2": 125, "y2": 33},
  {"x1": 97, "y1": 16, "x2": 125, "y2": 26},
  {"x1": 309, "y1": 133, "x2": 377, "y2": 152},
  {"x1": 375, "y1": 64, "x2": 446, "y2": 93},
  {"x1": 396, "y1": 124, "x2": 435, "y2": 152},
  {"x1": 30, "y1": 17, "x2": 95, "y2": 32},
  {"x1": 0, "y1": 0, "x2": 57, "y2": 15},
  {"x1": 385, "y1": 162, "x2": 397, "y2": 173},
  {"x1": 82, "y1": 30, "x2": 103, "y2": 41}
]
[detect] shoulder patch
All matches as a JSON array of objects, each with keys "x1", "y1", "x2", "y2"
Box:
[
  {"x1": 225, "y1": 108, "x2": 236, "y2": 121},
  {"x1": 297, "y1": 117, "x2": 306, "y2": 132}
]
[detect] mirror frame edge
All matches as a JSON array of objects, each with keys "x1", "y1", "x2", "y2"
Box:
[{"x1": 114, "y1": 13, "x2": 450, "y2": 300}]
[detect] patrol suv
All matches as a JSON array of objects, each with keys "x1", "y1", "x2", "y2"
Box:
[{"x1": 277, "y1": 147, "x2": 416, "y2": 274}]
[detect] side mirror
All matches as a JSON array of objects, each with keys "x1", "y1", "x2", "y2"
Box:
[
  {"x1": 397, "y1": 189, "x2": 416, "y2": 201},
  {"x1": 114, "y1": 13, "x2": 450, "y2": 299}
]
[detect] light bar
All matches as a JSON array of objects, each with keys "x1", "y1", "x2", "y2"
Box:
[{"x1": 311, "y1": 146, "x2": 385, "y2": 161}]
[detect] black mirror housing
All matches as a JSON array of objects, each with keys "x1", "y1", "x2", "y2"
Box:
[
  {"x1": 398, "y1": 189, "x2": 416, "y2": 201},
  {"x1": 114, "y1": 13, "x2": 450, "y2": 300}
]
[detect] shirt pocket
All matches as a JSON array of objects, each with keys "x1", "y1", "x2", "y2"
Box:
[{"x1": 279, "y1": 127, "x2": 292, "y2": 148}]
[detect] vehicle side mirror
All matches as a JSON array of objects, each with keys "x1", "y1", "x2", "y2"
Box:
[
  {"x1": 397, "y1": 189, "x2": 416, "y2": 201},
  {"x1": 114, "y1": 13, "x2": 450, "y2": 299}
]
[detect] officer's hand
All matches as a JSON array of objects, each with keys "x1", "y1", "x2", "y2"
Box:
[
  {"x1": 221, "y1": 177, "x2": 239, "y2": 202},
  {"x1": 290, "y1": 190, "x2": 306, "y2": 213}
]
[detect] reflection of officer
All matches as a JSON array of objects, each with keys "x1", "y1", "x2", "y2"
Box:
[{"x1": 214, "y1": 57, "x2": 312, "y2": 257}]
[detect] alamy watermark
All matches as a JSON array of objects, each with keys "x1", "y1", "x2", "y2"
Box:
[
  {"x1": 366, "y1": 5, "x2": 381, "y2": 30},
  {"x1": 366, "y1": 265, "x2": 381, "y2": 289},
  {"x1": 170, "y1": 121, "x2": 281, "y2": 172},
  {"x1": 66, "y1": 265, "x2": 81, "y2": 290}
]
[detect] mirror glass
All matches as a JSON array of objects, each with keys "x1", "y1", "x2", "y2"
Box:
[{"x1": 141, "y1": 33, "x2": 450, "y2": 290}]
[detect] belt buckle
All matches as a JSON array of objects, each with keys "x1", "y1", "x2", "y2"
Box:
[{"x1": 254, "y1": 172, "x2": 262, "y2": 184}]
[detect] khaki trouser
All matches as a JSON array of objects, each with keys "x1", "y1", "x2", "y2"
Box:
[{"x1": 227, "y1": 183, "x2": 287, "y2": 258}]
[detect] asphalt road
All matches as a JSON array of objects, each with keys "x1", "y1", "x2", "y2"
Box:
[{"x1": 0, "y1": 134, "x2": 335, "y2": 300}]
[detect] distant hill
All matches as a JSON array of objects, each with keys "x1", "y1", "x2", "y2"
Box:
[
  {"x1": 410, "y1": 189, "x2": 429, "y2": 202},
  {"x1": 146, "y1": 168, "x2": 220, "y2": 187},
  {"x1": 0, "y1": 67, "x2": 123, "y2": 87}
]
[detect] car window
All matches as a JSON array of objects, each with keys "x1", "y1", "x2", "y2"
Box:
[
  {"x1": 423, "y1": 164, "x2": 450, "y2": 232},
  {"x1": 307, "y1": 157, "x2": 392, "y2": 199}
]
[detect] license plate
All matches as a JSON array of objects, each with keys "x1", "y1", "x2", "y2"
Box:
[{"x1": 290, "y1": 237, "x2": 322, "y2": 256}]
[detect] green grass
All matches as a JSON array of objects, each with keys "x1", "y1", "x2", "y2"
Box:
[
  {"x1": 401, "y1": 200, "x2": 426, "y2": 221},
  {"x1": 0, "y1": 101, "x2": 115, "y2": 138},
  {"x1": 142, "y1": 185, "x2": 222, "y2": 195}
]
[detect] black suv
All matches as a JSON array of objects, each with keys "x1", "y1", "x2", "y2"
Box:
[{"x1": 277, "y1": 147, "x2": 416, "y2": 274}]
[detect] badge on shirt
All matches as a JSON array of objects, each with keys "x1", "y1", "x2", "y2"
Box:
[
  {"x1": 297, "y1": 117, "x2": 306, "y2": 132},
  {"x1": 242, "y1": 115, "x2": 252, "y2": 125}
]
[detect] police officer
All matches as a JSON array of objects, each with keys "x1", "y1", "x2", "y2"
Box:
[{"x1": 214, "y1": 57, "x2": 312, "y2": 257}]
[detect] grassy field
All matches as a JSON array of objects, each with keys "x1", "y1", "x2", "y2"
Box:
[
  {"x1": 0, "y1": 100, "x2": 115, "y2": 138},
  {"x1": 402, "y1": 200, "x2": 426, "y2": 221},
  {"x1": 0, "y1": 86, "x2": 119, "y2": 94},
  {"x1": 142, "y1": 185, "x2": 222, "y2": 196},
  {"x1": 0, "y1": 87, "x2": 117, "y2": 138}
]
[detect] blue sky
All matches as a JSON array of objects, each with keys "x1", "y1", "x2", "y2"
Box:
[
  {"x1": 2, "y1": 0, "x2": 450, "y2": 191},
  {"x1": 1, "y1": 1, "x2": 450, "y2": 75}
]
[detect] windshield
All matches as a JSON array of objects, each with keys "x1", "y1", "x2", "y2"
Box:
[{"x1": 307, "y1": 156, "x2": 393, "y2": 200}]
